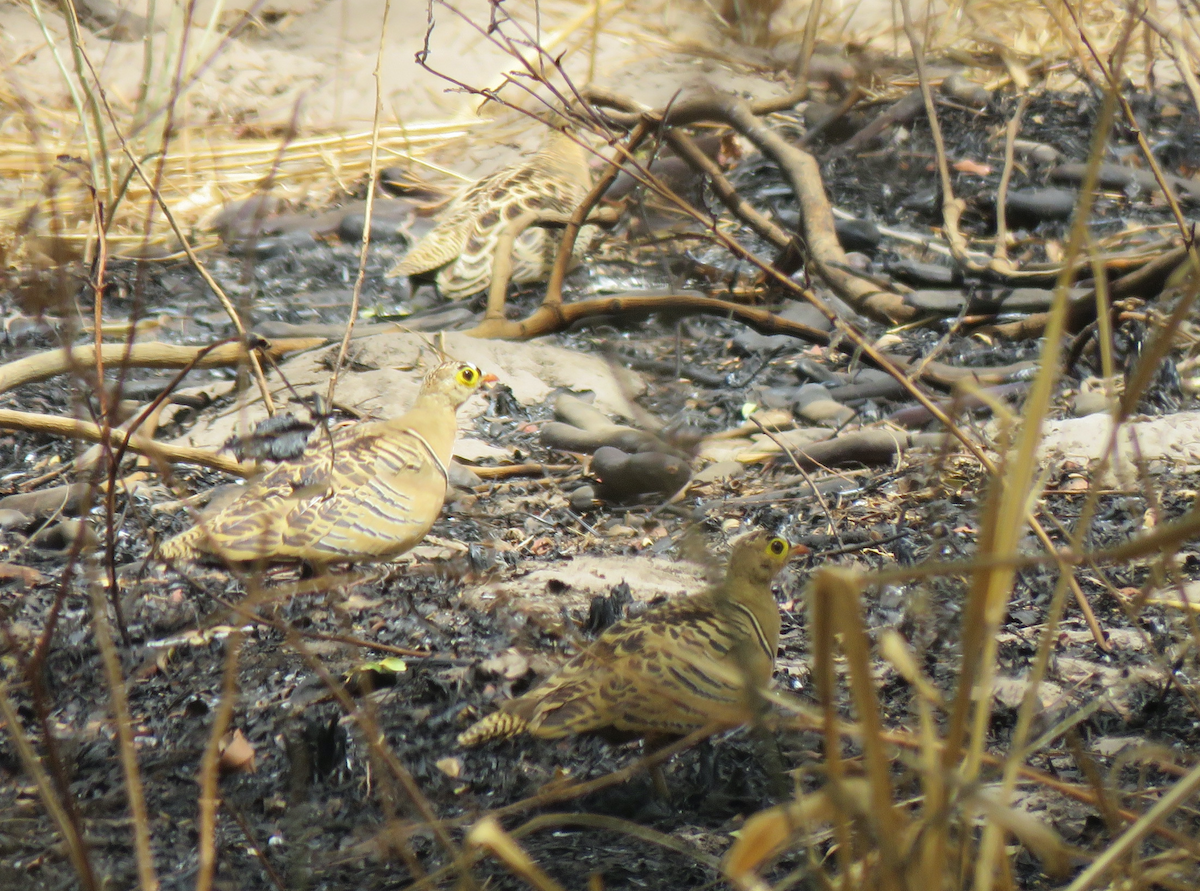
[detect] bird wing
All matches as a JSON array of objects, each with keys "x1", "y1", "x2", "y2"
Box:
[
  {"x1": 189, "y1": 420, "x2": 445, "y2": 563},
  {"x1": 386, "y1": 182, "x2": 485, "y2": 278},
  {"x1": 523, "y1": 597, "x2": 761, "y2": 740},
  {"x1": 276, "y1": 426, "x2": 447, "y2": 561},
  {"x1": 436, "y1": 165, "x2": 592, "y2": 300}
]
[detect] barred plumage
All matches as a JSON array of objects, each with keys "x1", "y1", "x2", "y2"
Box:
[
  {"x1": 386, "y1": 130, "x2": 593, "y2": 300},
  {"x1": 158, "y1": 360, "x2": 491, "y2": 568},
  {"x1": 458, "y1": 532, "x2": 792, "y2": 748}
]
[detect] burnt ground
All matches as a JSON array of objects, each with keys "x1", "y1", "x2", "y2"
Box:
[{"x1": 2, "y1": 82, "x2": 1200, "y2": 890}]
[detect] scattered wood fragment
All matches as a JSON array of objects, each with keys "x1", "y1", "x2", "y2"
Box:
[
  {"x1": 742, "y1": 428, "x2": 949, "y2": 469},
  {"x1": 471, "y1": 464, "x2": 575, "y2": 480}
]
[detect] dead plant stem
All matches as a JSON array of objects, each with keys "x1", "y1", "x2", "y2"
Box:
[
  {"x1": 0, "y1": 408, "x2": 251, "y2": 475},
  {"x1": 968, "y1": 22, "x2": 1135, "y2": 887},
  {"x1": 55, "y1": 0, "x2": 112, "y2": 197},
  {"x1": 196, "y1": 629, "x2": 246, "y2": 891},
  {"x1": 750, "y1": 417, "x2": 843, "y2": 547},
  {"x1": 543, "y1": 121, "x2": 650, "y2": 307},
  {"x1": 0, "y1": 682, "x2": 98, "y2": 889},
  {"x1": 898, "y1": 0, "x2": 982, "y2": 274},
  {"x1": 77, "y1": 51, "x2": 277, "y2": 415},
  {"x1": 326, "y1": 0, "x2": 391, "y2": 409},
  {"x1": 1063, "y1": 759, "x2": 1200, "y2": 891},
  {"x1": 88, "y1": 580, "x2": 159, "y2": 891},
  {"x1": 993, "y1": 95, "x2": 1031, "y2": 268}
]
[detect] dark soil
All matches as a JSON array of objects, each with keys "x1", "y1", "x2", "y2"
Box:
[{"x1": 2, "y1": 80, "x2": 1200, "y2": 891}]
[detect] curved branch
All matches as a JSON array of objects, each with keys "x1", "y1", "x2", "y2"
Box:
[
  {"x1": 662, "y1": 128, "x2": 791, "y2": 249},
  {"x1": 583, "y1": 86, "x2": 915, "y2": 325},
  {"x1": 468, "y1": 291, "x2": 1031, "y2": 388},
  {"x1": 0, "y1": 337, "x2": 327, "y2": 396},
  {"x1": 0, "y1": 408, "x2": 250, "y2": 476},
  {"x1": 544, "y1": 121, "x2": 652, "y2": 307}
]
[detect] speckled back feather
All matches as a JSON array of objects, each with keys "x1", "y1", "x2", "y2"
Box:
[
  {"x1": 457, "y1": 532, "x2": 790, "y2": 747},
  {"x1": 386, "y1": 131, "x2": 593, "y2": 300}
]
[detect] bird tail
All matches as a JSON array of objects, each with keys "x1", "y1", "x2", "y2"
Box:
[
  {"x1": 457, "y1": 709, "x2": 528, "y2": 747},
  {"x1": 157, "y1": 527, "x2": 202, "y2": 563}
]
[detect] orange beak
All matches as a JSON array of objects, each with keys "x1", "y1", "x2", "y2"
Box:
[{"x1": 481, "y1": 372, "x2": 499, "y2": 389}]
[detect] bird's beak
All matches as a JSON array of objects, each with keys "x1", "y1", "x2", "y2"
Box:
[
  {"x1": 481, "y1": 372, "x2": 499, "y2": 389},
  {"x1": 787, "y1": 543, "x2": 810, "y2": 561}
]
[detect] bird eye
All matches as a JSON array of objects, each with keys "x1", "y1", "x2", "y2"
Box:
[
  {"x1": 458, "y1": 367, "x2": 478, "y2": 385},
  {"x1": 768, "y1": 538, "x2": 787, "y2": 556}
]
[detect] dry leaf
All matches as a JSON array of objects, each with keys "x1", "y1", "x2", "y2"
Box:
[
  {"x1": 218, "y1": 729, "x2": 256, "y2": 774},
  {"x1": 0, "y1": 563, "x2": 45, "y2": 586},
  {"x1": 480, "y1": 649, "x2": 529, "y2": 680},
  {"x1": 953, "y1": 158, "x2": 992, "y2": 176}
]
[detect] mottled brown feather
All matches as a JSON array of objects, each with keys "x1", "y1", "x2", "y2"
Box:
[
  {"x1": 159, "y1": 360, "x2": 489, "y2": 567},
  {"x1": 458, "y1": 532, "x2": 790, "y2": 747},
  {"x1": 386, "y1": 131, "x2": 593, "y2": 300}
]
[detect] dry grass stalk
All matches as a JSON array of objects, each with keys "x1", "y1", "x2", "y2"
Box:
[{"x1": 87, "y1": 579, "x2": 159, "y2": 891}]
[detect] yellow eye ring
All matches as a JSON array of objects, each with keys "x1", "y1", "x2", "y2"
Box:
[
  {"x1": 768, "y1": 537, "x2": 788, "y2": 557},
  {"x1": 457, "y1": 366, "x2": 478, "y2": 385}
]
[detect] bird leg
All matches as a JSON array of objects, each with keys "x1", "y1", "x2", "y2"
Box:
[
  {"x1": 753, "y1": 723, "x2": 791, "y2": 800},
  {"x1": 643, "y1": 732, "x2": 677, "y2": 802}
]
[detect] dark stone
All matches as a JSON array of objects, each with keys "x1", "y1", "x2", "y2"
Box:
[
  {"x1": 833, "y1": 217, "x2": 882, "y2": 252},
  {"x1": 1004, "y1": 187, "x2": 1078, "y2": 226}
]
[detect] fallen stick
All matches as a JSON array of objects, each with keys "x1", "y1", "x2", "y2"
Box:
[
  {"x1": 471, "y1": 463, "x2": 575, "y2": 480},
  {"x1": 744, "y1": 428, "x2": 948, "y2": 468},
  {"x1": 0, "y1": 337, "x2": 328, "y2": 395},
  {"x1": 0, "y1": 409, "x2": 250, "y2": 476}
]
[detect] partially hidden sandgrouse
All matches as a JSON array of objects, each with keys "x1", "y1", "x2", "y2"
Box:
[
  {"x1": 386, "y1": 130, "x2": 593, "y2": 300},
  {"x1": 458, "y1": 531, "x2": 794, "y2": 748}
]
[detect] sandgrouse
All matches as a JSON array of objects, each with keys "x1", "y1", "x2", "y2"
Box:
[
  {"x1": 158, "y1": 359, "x2": 492, "y2": 568},
  {"x1": 385, "y1": 129, "x2": 593, "y2": 300},
  {"x1": 458, "y1": 531, "x2": 793, "y2": 749}
]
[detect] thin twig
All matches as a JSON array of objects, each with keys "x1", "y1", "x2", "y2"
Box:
[
  {"x1": 0, "y1": 681, "x2": 98, "y2": 890},
  {"x1": 993, "y1": 94, "x2": 1031, "y2": 269},
  {"x1": 326, "y1": 0, "x2": 393, "y2": 409},
  {"x1": 77, "y1": 50, "x2": 278, "y2": 415},
  {"x1": 751, "y1": 416, "x2": 844, "y2": 548}
]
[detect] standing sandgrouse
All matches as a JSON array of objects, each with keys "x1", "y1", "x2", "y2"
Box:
[
  {"x1": 158, "y1": 359, "x2": 493, "y2": 568},
  {"x1": 458, "y1": 531, "x2": 793, "y2": 748},
  {"x1": 385, "y1": 130, "x2": 593, "y2": 300}
]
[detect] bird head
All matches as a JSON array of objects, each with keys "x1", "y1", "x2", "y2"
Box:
[
  {"x1": 726, "y1": 530, "x2": 797, "y2": 589},
  {"x1": 420, "y1": 360, "x2": 498, "y2": 408}
]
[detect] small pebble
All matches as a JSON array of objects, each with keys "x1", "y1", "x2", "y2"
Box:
[
  {"x1": 0, "y1": 484, "x2": 91, "y2": 519},
  {"x1": 796, "y1": 398, "x2": 855, "y2": 426},
  {"x1": 941, "y1": 73, "x2": 991, "y2": 108},
  {"x1": 1005, "y1": 187, "x2": 1078, "y2": 226},
  {"x1": 30, "y1": 519, "x2": 95, "y2": 552},
  {"x1": 237, "y1": 229, "x2": 318, "y2": 260},
  {"x1": 1072, "y1": 389, "x2": 1109, "y2": 417},
  {"x1": 887, "y1": 258, "x2": 961, "y2": 288},
  {"x1": 692, "y1": 461, "x2": 746, "y2": 484},
  {"x1": 834, "y1": 217, "x2": 882, "y2": 253},
  {"x1": 0, "y1": 509, "x2": 30, "y2": 531},
  {"x1": 1013, "y1": 139, "x2": 1061, "y2": 165},
  {"x1": 336, "y1": 199, "x2": 415, "y2": 244},
  {"x1": 569, "y1": 485, "x2": 599, "y2": 511}
]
